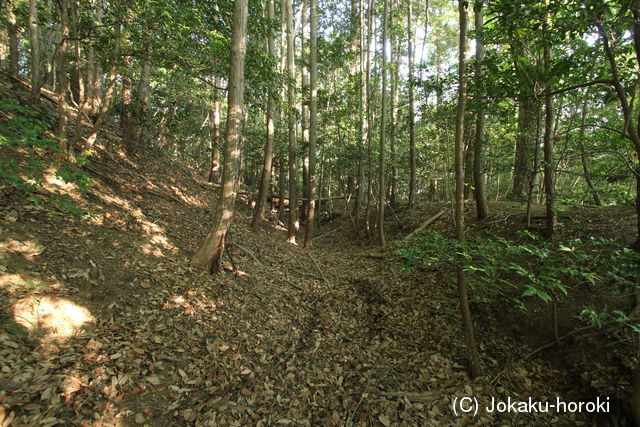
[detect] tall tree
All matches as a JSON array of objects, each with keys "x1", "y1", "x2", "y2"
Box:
[
  {"x1": 377, "y1": 0, "x2": 388, "y2": 246},
  {"x1": 454, "y1": 0, "x2": 481, "y2": 378},
  {"x1": 29, "y1": 0, "x2": 40, "y2": 97},
  {"x1": 5, "y1": 0, "x2": 18, "y2": 77},
  {"x1": 190, "y1": 0, "x2": 248, "y2": 273},
  {"x1": 285, "y1": 0, "x2": 299, "y2": 243},
  {"x1": 407, "y1": 0, "x2": 417, "y2": 208},
  {"x1": 472, "y1": 0, "x2": 488, "y2": 219},
  {"x1": 304, "y1": 0, "x2": 318, "y2": 248},
  {"x1": 542, "y1": 0, "x2": 555, "y2": 237},
  {"x1": 355, "y1": 0, "x2": 365, "y2": 231},
  {"x1": 56, "y1": 0, "x2": 70, "y2": 149},
  {"x1": 251, "y1": 0, "x2": 276, "y2": 231}
]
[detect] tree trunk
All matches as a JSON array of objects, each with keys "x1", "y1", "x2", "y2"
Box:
[
  {"x1": 29, "y1": 0, "x2": 40, "y2": 97},
  {"x1": 407, "y1": 0, "x2": 417, "y2": 208},
  {"x1": 354, "y1": 0, "x2": 366, "y2": 232},
  {"x1": 472, "y1": 0, "x2": 488, "y2": 219},
  {"x1": 304, "y1": 0, "x2": 317, "y2": 248},
  {"x1": 285, "y1": 0, "x2": 299, "y2": 243},
  {"x1": 389, "y1": 7, "x2": 398, "y2": 207},
  {"x1": 136, "y1": 56, "x2": 152, "y2": 147},
  {"x1": 121, "y1": 56, "x2": 135, "y2": 148},
  {"x1": 454, "y1": 0, "x2": 481, "y2": 379},
  {"x1": 209, "y1": 77, "x2": 222, "y2": 183},
  {"x1": 6, "y1": 0, "x2": 18, "y2": 77},
  {"x1": 56, "y1": 0, "x2": 70, "y2": 149},
  {"x1": 190, "y1": 0, "x2": 248, "y2": 273},
  {"x1": 542, "y1": 0, "x2": 555, "y2": 238},
  {"x1": 512, "y1": 97, "x2": 538, "y2": 200},
  {"x1": 364, "y1": 0, "x2": 373, "y2": 235},
  {"x1": 377, "y1": 0, "x2": 388, "y2": 246},
  {"x1": 251, "y1": 0, "x2": 276, "y2": 232},
  {"x1": 84, "y1": 20, "x2": 121, "y2": 152}
]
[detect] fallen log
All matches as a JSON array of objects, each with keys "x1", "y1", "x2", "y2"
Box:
[{"x1": 401, "y1": 209, "x2": 447, "y2": 241}]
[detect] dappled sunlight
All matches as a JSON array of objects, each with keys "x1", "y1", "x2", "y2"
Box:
[
  {"x1": 12, "y1": 296, "x2": 94, "y2": 340},
  {"x1": 0, "y1": 237, "x2": 44, "y2": 261}
]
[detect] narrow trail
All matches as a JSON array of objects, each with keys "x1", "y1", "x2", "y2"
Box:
[{"x1": 0, "y1": 148, "x2": 615, "y2": 425}]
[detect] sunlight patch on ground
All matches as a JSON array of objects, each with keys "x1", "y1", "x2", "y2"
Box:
[
  {"x1": 0, "y1": 237, "x2": 44, "y2": 261},
  {"x1": 12, "y1": 296, "x2": 94, "y2": 340}
]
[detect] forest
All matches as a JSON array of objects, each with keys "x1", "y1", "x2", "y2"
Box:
[{"x1": 1, "y1": 0, "x2": 640, "y2": 425}]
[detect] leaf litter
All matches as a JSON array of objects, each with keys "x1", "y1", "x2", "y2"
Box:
[{"x1": 0, "y1": 141, "x2": 633, "y2": 425}]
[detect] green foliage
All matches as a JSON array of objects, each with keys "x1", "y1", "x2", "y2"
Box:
[
  {"x1": 0, "y1": 97, "x2": 92, "y2": 217},
  {"x1": 397, "y1": 231, "x2": 640, "y2": 310}
]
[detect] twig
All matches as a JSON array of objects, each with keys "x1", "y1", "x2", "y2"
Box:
[
  {"x1": 315, "y1": 223, "x2": 345, "y2": 240},
  {"x1": 306, "y1": 252, "x2": 328, "y2": 283},
  {"x1": 348, "y1": 376, "x2": 371, "y2": 426},
  {"x1": 233, "y1": 242, "x2": 262, "y2": 265}
]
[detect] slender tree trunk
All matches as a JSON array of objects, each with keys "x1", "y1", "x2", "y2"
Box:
[
  {"x1": 286, "y1": 0, "x2": 299, "y2": 243},
  {"x1": 6, "y1": 0, "x2": 18, "y2": 77},
  {"x1": 304, "y1": 0, "x2": 317, "y2": 248},
  {"x1": 389, "y1": 7, "x2": 398, "y2": 206},
  {"x1": 190, "y1": 0, "x2": 248, "y2": 273},
  {"x1": 454, "y1": 0, "x2": 481, "y2": 379},
  {"x1": 252, "y1": 0, "x2": 276, "y2": 232},
  {"x1": 542, "y1": 0, "x2": 556, "y2": 237},
  {"x1": 407, "y1": 0, "x2": 417, "y2": 208},
  {"x1": 473, "y1": 0, "x2": 488, "y2": 218},
  {"x1": 364, "y1": 0, "x2": 373, "y2": 235},
  {"x1": 84, "y1": 21, "x2": 121, "y2": 152},
  {"x1": 576, "y1": 100, "x2": 601, "y2": 206},
  {"x1": 121, "y1": 56, "x2": 135, "y2": 148},
  {"x1": 56, "y1": 0, "x2": 70, "y2": 149},
  {"x1": 136, "y1": 56, "x2": 152, "y2": 147},
  {"x1": 526, "y1": 109, "x2": 542, "y2": 227},
  {"x1": 209, "y1": 77, "x2": 222, "y2": 183},
  {"x1": 29, "y1": 0, "x2": 40, "y2": 96},
  {"x1": 355, "y1": 0, "x2": 365, "y2": 232},
  {"x1": 377, "y1": 0, "x2": 388, "y2": 246}
]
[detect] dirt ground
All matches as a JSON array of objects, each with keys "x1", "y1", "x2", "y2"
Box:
[
  {"x1": 1, "y1": 136, "x2": 638, "y2": 426},
  {"x1": 0, "y1": 82, "x2": 638, "y2": 425}
]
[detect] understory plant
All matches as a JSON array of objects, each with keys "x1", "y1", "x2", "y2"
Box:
[
  {"x1": 0, "y1": 97, "x2": 91, "y2": 217},
  {"x1": 397, "y1": 230, "x2": 640, "y2": 336}
]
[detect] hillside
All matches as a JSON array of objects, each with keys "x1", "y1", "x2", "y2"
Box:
[{"x1": 1, "y1": 78, "x2": 638, "y2": 426}]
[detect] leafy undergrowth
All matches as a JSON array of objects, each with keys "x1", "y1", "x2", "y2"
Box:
[{"x1": 1, "y1": 85, "x2": 638, "y2": 425}]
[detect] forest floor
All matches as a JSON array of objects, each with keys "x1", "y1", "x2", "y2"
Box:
[{"x1": 1, "y1": 84, "x2": 638, "y2": 426}]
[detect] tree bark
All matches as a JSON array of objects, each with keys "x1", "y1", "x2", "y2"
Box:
[
  {"x1": 208, "y1": 77, "x2": 222, "y2": 183},
  {"x1": 29, "y1": 0, "x2": 40, "y2": 97},
  {"x1": 355, "y1": 0, "x2": 365, "y2": 232},
  {"x1": 377, "y1": 0, "x2": 388, "y2": 246},
  {"x1": 304, "y1": 0, "x2": 317, "y2": 248},
  {"x1": 136, "y1": 56, "x2": 152, "y2": 147},
  {"x1": 542, "y1": 0, "x2": 555, "y2": 237},
  {"x1": 285, "y1": 0, "x2": 299, "y2": 243},
  {"x1": 472, "y1": 0, "x2": 488, "y2": 218},
  {"x1": 251, "y1": 0, "x2": 276, "y2": 232},
  {"x1": 6, "y1": 0, "x2": 18, "y2": 77},
  {"x1": 407, "y1": 0, "x2": 417, "y2": 208},
  {"x1": 190, "y1": 0, "x2": 248, "y2": 273},
  {"x1": 84, "y1": 20, "x2": 121, "y2": 152},
  {"x1": 389, "y1": 6, "x2": 398, "y2": 206},
  {"x1": 56, "y1": 0, "x2": 70, "y2": 149},
  {"x1": 455, "y1": 0, "x2": 481, "y2": 379},
  {"x1": 121, "y1": 56, "x2": 135, "y2": 148}
]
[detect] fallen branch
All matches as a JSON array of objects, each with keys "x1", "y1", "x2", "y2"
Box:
[
  {"x1": 232, "y1": 242, "x2": 262, "y2": 265},
  {"x1": 306, "y1": 252, "x2": 328, "y2": 283},
  {"x1": 315, "y1": 223, "x2": 345, "y2": 240},
  {"x1": 401, "y1": 210, "x2": 446, "y2": 241}
]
